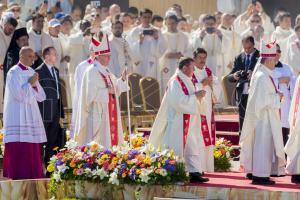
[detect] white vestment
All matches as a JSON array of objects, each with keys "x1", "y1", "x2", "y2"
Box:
[
  {"x1": 0, "y1": 27, "x2": 13, "y2": 113},
  {"x1": 3, "y1": 64, "x2": 46, "y2": 144},
  {"x1": 109, "y1": 36, "x2": 134, "y2": 77},
  {"x1": 287, "y1": 39, "x2": 300, "y2": 75},
  {"x1": 219, "y1": 26, "x2": 242, "y2": 75},
  {"x1": 159, "y1": 31, "x2": 190, "y2": 94},
  {"x1": 74, "y1": 60, "x2": 127, "y2": 147},
  {"x1": 285, "y1": 76, "x2": 300, "y2": 174},
  {"x1": 194, "y1": 66, "x2": 221, "y2": 172},
  {"x1": 193, "y1": 31, "x2": 224, "y2": 79},
  {"x1": 271, "y1": 27, "x2": 294, "y2": 63},
  {"x1": 70, "y1": 58, "x2": 93, "y2": 138},
  {"x1": 240, "y1": 63, "x2": 285, "y2": 177},
  {"x1": 69, "y1": 31, "x2": 90, "y2": 73},
  {"x1": 28, "y1": 29, "x2": 53, "y2": 56},
  {"x1": 272, "y1": 62, "x2": 295, "y2": 128},
  {"x1": 149, "y1": 69, "x2": 204, "y2": 173},
  {"x1": 127, "y1": 25, "x2": 167, "y2": 78}
]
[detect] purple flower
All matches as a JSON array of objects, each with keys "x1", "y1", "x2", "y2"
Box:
[
  {"x1": 118, "y1": 163, "x2": 127, "y2": 176},
  {"x1": 129, "y1": 168, "x2": 136, "y2": 180},
  {"x1": 128, "y1": 150, "x2": 139, "y2": 160},
  {"x1": 163, "y1": 160, "x2": 176, "y2": 171},
  {"x1": 55, "y1": 159, "x2": 63, "y2": 170}
]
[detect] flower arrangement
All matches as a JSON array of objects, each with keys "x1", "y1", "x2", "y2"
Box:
[
  {"x1": 48, "y1": 140, "x2": 188, "y2": 196},
  {"x1": 0, "y1": 131, "x2": 4, "y2": 157},
  {"x1": 214, "y1": 138, "x2": 233, "y2": 172}
]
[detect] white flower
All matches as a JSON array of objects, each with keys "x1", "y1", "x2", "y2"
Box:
[
  {"x1": 65, "y1": 140, "x2": 77, "y2": 149},
  {"x1": 159, "y1": 169, "x2": 168, "y2": 177},
  {"x1": 226, "y1": 151, "x2": 230, "y2": 158},
  {"x1": 53, "y1": 173, "x2": 61, "y2": 182},
  {"x1": 108, "y1": 172, "x2": 119, "y2": 185},
  {"x1": 84, "y1": 168, "x2": 92, "y2": 177},
  {"x1": 139, "y1": 169, "x2": 152, "y2": 183},
  {"x1": 50, "y1": 156, "x2": 57, "y2": 162},
  {"x1": 57, "y1": 164, "x2": 69, "y2": 173},
  {"x1": 131, "y1": 159, "x2": 138, "y2": 164},
  {"x1": 93, "y1": 167, "x2": 108, "y2": 180}
]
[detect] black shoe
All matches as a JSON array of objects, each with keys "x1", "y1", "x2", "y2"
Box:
[
  {"x1": 252, "y1": 176, "x2": 275, "y2": 185},
  {"x1": 270, "y1": 174, "x2": 285, "y2": 177},
  {"x1": 291, "y1": 175, "x2": 300, "y2": 184},
  {"x1": 189, "y1": 172, "x2": 209, "y2": 183},
  {"x1": 246, "y1": 173, "x2": 253, "y2": 180}
]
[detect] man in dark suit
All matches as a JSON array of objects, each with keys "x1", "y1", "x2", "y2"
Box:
[
  {"x1": 227, "y1": 36, "x2": 260, "y2": 135},
  {"x1": 35, "y1": 46, "x2": 65, "y2": 169}
]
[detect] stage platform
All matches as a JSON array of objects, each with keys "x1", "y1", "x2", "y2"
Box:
[{"x1": 0, "y1": 172, "x2": 299, "y2": 199}]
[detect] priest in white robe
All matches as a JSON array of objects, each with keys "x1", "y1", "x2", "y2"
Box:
[
  {"x1": 271, "y1": 13, "x2": 294, "y2": 63},
  {"x1": 219, "y1": 13, "x2": 241, "y2": 75},
  {"x1": 160, "y1": 14, "x2": 190, "y2": 94},
  {"x1": 0, "y1": 15, "x2": 18, "y2": 113},
  {"x1": 287, "y1": 25, "x2": 300, "y2": 75},
  {"x1": 193, "y1": 48, "x2": 221, "y2": 172},
  {"x1": 127, "y1": 9, "x2": 167, "y2": 79},
  {"x1": 74, "y1": 33, "x2": 128, "y2": 147},
  {"x1": 193, "y1": 15, "x2": 224, "y2": 80},
  {"x1": 28, "y1": 14, "x2": 53, "y2": 58},
  {"x1": 3, "y1": 47, "x2": 46, "y2": 179},
  {"x1": 149, "y1": 57, "x2": 209, "y2": 183},
  {"x1": 285, "y1": 75, "x2": 300, "y2": 184},
  {"x1": 109, "y1": 20, "x2": 134, "y2": 77},
  {"x1": 70, "y1": 47, "x2": 95, "y2": 138},
  {"x1": 240, "y1": 40, "x2": 285, "y2": 185}
]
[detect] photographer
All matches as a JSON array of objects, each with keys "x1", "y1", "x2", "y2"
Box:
[
  {"x1": 227, "y1": 36, "x2": 259, "y2": 134},
  {"x1": 193, "y1": 14, "x2": 223, "y2": 79}
]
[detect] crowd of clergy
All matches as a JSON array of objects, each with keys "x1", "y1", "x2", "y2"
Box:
[{"x1": 0, "y1": 0, "x2": 300, "y2": 186}]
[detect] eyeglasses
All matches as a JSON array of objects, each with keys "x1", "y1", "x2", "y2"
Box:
[
  {"x1": 250, "y1": 20, "x2": 260, "y2": 23},
  {"x1": 91, "y1": 14, "x2": 100, "y2": 17}
]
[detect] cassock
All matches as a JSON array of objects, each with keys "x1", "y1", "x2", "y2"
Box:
[
  {"x1": 74, "y1": 60, "x2": 127, "y2": 147},
  {"x1": 28, "y1": 29, "x2": 53, "y2": 56},
  {"x1": 272, "y1": 62, "x2": 295, "y2": 130},
  {"x1": 219, "y1": 26, "x2": 242, "y2": 75},
  {"x1": 149, "y1": 69, "x2": 204, "y2": 173},
  {"x1": 287, "y1": 38, "x2": 300, "y2": 75},
  {"x1": 271, "y1": 27, "x2": 294, "y2": 63},
  {"x1": 127, "y1": 25, "x2": 167, "y2": 78},
  {"x1": 193, "y1": 66, "x2": 221, "y2": 172},
  {"x1": 109, "y1": 36, "x2": 134, "y2": 77},
  {"x1": 285, "y1": 76, "x2": 300, "y2": 177},
  {"x1": 3, "y1": 62, "x2": 46, "y2": 179},
  {"x1": 70, "y1": 58, "x2": 93, "y2": 138},
  {"x1": 240, "y1": 63, "x2": 285, "y2": 177},
  {"x1": 159, "y1": 31, "x2": 190, "y2": 94},
  {"x1": 193, "y1": 31, "x2": 224, "y2": 79}
]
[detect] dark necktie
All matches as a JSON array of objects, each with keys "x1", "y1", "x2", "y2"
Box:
[
  {"x1": 245, "y1": 54, "x2": 251, "y2": 71},
  {"x1": 51, "y1": 67, "x2": 59, "y2": 99}
]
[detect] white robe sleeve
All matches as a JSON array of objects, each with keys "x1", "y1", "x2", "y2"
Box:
[
  {"x1": 6, "y1": 70, "x2": 37, "y2": 104},
  {"x1": 34, "y1": 81, "x2": 46, "y2": 102},
  {"x1": 167, "y1": 80, "x2": 198, "y2": 115},
  {"x1": 111, "y1": 73, "x2": 129, "y2": 97}
]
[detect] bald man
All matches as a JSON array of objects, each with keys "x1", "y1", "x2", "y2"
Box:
[
  {"x1": 3, "y1": 47, "x2": 46, "y2": 179},
  {"x1": 101, "y1": 4, "x2": 121, "y2": 30}
]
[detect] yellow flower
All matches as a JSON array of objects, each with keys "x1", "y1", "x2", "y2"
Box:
[
  {"x1": 143, "y1": 156, "x2": 151, "y2": 165},
  {"x1": 122, "y1": 172, "x2": 127, "y2": 178},
  {"x1": 127, "y1": 160, "x2": 133, "y2": 165},
  {"x1": 214, "y1": 150, "x2": 222, "y2": 159},
  {"x1": 90, "y1": 143, "x2": 99, "y2": 151},
  {"x1": 47, "y1": 163, "x2": 55, "y2": 172},
  {"x1": 101, "y1": 154, "x2": 109, "y2": 160},
  {"x1": 157, "y1": 163, "x2": 161, "y2": 168},
  {"x1": 70, "y1": 162, "x2": 76, "y2": 168},
  {"x1": 53, "y1": 146, "x2": 59, "y2": 151},
  {"x1": 136, "y1": 169, "x2": 141, "y2": 175}
]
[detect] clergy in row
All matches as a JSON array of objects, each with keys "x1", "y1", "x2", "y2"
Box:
[
  {"x1": 74, "y1": 31, "x2": 128, "y2": 148},
  {"x1": 3, "y1": 47, "x2": 46, "y2": 179},
  {"x1": 193, "y1": 48, "x2": 221, "y2": 172},
  {"x1": 149, "y1": 57, "x2": 209, "y2": 183},
  {"x1": 240, "y1": 40, "x2": 285, "y2": 185}
]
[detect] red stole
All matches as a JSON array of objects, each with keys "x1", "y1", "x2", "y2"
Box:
[
  {"x1": 292, "y1": 81, "x2": 300, "y2": 127},
  {"x1": 99, "y1": 72, "x2": 118, "y2": 146},
  {"x1": 192, "y1": 67, "x2": 216, "y2": 146},
  {"x1": 176, "y1": 75, "x2": 192, "y2": 148}
]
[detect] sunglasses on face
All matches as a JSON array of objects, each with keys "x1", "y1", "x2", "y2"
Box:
[{"x1": 91, "y1": 14, "x2": 100, "y2": 17}]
